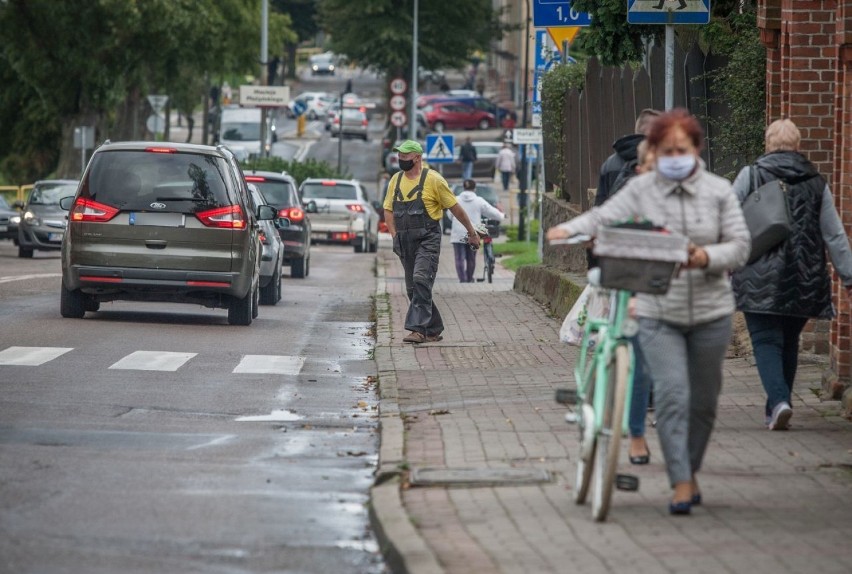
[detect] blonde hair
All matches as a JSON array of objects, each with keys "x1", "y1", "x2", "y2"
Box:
[
  {"x1": 635, "y1": 108, "x2": 661, "y2": 134},
  {"x1": 765, "y1": 118, "x2": 800, "y2": 152}
]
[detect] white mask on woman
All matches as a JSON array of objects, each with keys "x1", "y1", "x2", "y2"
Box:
[{"x1": 657, "y1": 155, "x2": 696, "y2": 181}]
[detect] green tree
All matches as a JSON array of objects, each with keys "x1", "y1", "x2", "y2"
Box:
[
  {"x1": 272, "y1": 0, "x2": 319, "y2": 80},
  {"x1": 316, "y1": 0, "x2": 506, "y2": 81},
  {"x1": 541, "y1": 62, "x2": 586, "y2": 200}
]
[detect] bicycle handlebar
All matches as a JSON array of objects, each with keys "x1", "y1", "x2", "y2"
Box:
[{"x1": 548, "y1": 234, "x2": 592, "y2": 246}]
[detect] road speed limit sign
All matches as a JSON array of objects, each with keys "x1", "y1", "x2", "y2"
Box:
[
  {"x1": 390, "y1": 111, "x2": 407, "y2": 127},
  {"x1": 389, "y1": 95, "x2": 406, "y2": 111},
  {"x1": 390, "y1": 77, "x2": 407, "y2": 95}
]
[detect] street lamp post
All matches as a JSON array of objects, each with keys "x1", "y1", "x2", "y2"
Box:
[
  {"x1": 518, "y1": 0, "x2": 531, "y2": 242},
  {"x1": 260, "y1": 0, "x2": 269, "y2": 158},
  {"x1": 409, "y1": 0, "x2": 419, "y2": 140}
]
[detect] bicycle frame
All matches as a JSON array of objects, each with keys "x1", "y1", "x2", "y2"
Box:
[{"x1": 573, "y1": 287, "x2": 635, "y2": 440}]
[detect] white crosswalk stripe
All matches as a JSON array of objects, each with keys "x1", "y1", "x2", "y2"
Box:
[
  {"x1": 0, "y1": 346, "x2": 74, "y2": 366},
  {"x1": 232, "y1": 355, "x2": 305, "y2": 375},
  {"x1": 109, "y1": 351, "x2": 197, "y2": 371}
]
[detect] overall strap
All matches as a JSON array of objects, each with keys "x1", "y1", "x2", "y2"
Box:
[
  {"x1": 392, "y1": 171, "x2": 406, "y2": 202},
  {"x1": 406, "y1": 168, "x2": 430, "y2": 199}
]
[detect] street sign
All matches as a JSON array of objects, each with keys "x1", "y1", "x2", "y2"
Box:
[
  {"x1": 73, "y1": 126, "x2": 94, "y2": 150},
  {"x1": 425, "y1": 134, "x2": 454, "y2": 163},
  {"x1": 146, "y1": 113, "x2": 165, "y2": 135},
  {"x1": 147, "y1": 94, "x2": 169, "y2": 114},
  {"x1": 532, "y1": 1, "x2": 591, "y2": 27},
  {"x1": 532, "y1": 30, "x2": 561, "y2": 116},
  {"x1": 627, "y1": 0, "x2": 711, "y2": 24},
  {"x1": 292, "y1": 100, "x2": 307, "y2": 117},
  {"x1": 547, "y1": 26, "x2": 580, "y2": 47},
  {"x1": 389, "y1": 95, "x2": 406, "y2": 111},
  {"x1": 239, "y1": 85, "x2": 290, "y2": 107},
  {"x1": 390, "y1": 111, "x2": 407, "y2": 127},
  {"x1": 512, "y1": 128, "x2": 543, "y2": 145},
  {"x1": 390, "y1": 77, "x2": 407, "y2": 95}
]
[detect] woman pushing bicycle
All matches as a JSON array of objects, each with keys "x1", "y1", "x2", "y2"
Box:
[{"x1": 547, "y1": 109, "x2": 751, "y2": 515}]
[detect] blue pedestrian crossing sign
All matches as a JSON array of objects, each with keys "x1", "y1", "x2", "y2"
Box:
[
  {"x1": 425, "y1": 134, "x2": 454, "y2": 164},
  {"x1": 627, "y1": 0, "x2": 711, "y2": 25}
]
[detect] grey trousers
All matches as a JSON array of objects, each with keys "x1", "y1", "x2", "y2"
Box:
[{"x1": 638, "y1": 315, "x2": 732, "y2": 486}]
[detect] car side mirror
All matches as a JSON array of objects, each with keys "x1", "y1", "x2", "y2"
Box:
[
  {"x1": 59, "y1": 196, "x2": 74, "y2": 211},
  {"x1": 257, "y1": 204, "x2": 276, "y2": 220},
  {"x1": 305, "y1": 200, "x2": 318, "y2": 214}
]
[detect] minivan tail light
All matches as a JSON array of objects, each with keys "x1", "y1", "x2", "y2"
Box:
[
  {"x1": 321, "y1": 181, "x2": 338, "y2": 186},
  {"x1": 346, "y1": 204, "x2": 365, "y2": 213},
  {"x1": 145, "y1": 147, "x2": 177, "y2": 153},
  {"x1": 70, "y1": 198, "x2": 119, "y2": 223},
  {"x1": 245, "y1": 176, "x2": 266, "y2": 182},
  {"x1": 278, "y1": 207, "x2": 304, "y2": 222},
  {"x1": 195, "y1": 205, "x2": 246, "y2": 229}
]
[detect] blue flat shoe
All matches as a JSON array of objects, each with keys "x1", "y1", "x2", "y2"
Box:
[
  {"x1": 669, "y1": 500, "x2": 692, "y2": 515},
  {"x1": 691, "y1": 493, "x2": 702, "y2": 505}
]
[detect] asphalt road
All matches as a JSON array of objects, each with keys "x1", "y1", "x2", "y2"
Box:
[{"x1": 0, "y1": 127, "x2": 389, "y2": 573}]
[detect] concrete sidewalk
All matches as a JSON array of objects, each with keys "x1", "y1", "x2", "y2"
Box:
[{"x1": 370, "y1": 234, "x2": 852, "y2": 574}]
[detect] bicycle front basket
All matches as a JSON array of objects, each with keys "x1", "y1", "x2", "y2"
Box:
[{"x1": 593, "y1": 227, "x2": 689, "y2": 295}]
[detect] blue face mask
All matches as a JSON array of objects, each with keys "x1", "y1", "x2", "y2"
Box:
[{"x1": 657, "y1": 155, "x2": 696, "y2": 180}]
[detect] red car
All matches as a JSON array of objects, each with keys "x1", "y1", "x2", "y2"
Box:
[{"x1": 419, "y1": 102, "x2": 495, "y2": 132}]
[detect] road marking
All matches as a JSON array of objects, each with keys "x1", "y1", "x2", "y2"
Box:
[
  {"x1": 232, "y1": 354, "x2": 306, "y2": 375},
  {"x1": 235, "y1": 409, "x2": 302, "y2": 422},
  {"x1": 109, "y1": 351, "x2": 196, "y2": 371},
  {"x1": 0, "y1": 273, "x2": 62, "y2": 284},
  {"x1": 294, "y1": 140, "x2": 316, "y2": 162},
  {"x1": 0, "y1": 346, "x2": 74, "y2": 366}
]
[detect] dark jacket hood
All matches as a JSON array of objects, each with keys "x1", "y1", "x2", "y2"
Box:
[
  {"x1": 611, "y1": 133, "x2": 645, "y2": 163},
  {"x1": 754, "y1": 150, "x2": 820, "y2": 185}
]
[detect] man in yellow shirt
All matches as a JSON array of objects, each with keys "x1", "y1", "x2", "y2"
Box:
[{"x1": 383, "y1": 140, "x2": 480, "y2": 343}]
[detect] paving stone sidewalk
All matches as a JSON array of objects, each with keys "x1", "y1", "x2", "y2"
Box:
[{"x1": 370, "y1": 235, "x2": 852, "y2": 574}]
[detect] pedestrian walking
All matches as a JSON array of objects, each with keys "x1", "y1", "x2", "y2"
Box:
[
  {"x1": 383, "y1": 140, "x2": 480, "y2": 344},
  {"x1": 546, "y1": 108, "x2": 751, "y2": 515},
  {"x1": 596, "y1": 108, "x2": 661, "y2": 208},
  {"x1": 449, "y1": 179, "x2": 505, "y2": 283},
  {"x1": 459, "y1": 137, "x2": 478, "y2": 181},
  {"x1": 495, "y1": 141, "x2": 517, "y2": 194},
  {"x1": 730, "y1": 118, "x2": 852, "y2": 430}
]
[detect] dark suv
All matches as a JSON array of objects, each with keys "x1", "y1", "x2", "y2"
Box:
[
  {"x1": 244, "y1": 170, "x2": 313, "y2": 278},
  {"x1": 60, "y1": 141, "x2": 276, "y2": 325}
]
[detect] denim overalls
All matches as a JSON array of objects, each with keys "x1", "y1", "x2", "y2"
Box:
[{"x1": 391, "y1": 168, "x2": 444, "y2": 337}]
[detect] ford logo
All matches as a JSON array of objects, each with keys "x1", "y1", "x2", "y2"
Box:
[{"x1": 150, "y1": 202, "x2": 166, "y2": 209}]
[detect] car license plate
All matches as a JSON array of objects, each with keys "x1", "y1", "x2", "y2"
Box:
[{"x1": 48, "y1": 232, "x2": 63, "y2": 242}]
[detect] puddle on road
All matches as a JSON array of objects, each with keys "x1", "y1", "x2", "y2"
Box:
[{"x1": 235, "y1": 409, "x2": 303, "y2": 422}]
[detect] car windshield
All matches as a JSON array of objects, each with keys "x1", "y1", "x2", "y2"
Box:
[
  {"x1": 253, "y1": 180, "x2": 296, "y2": 206},
  {"x1": 221, "y1": 122, "x2": 261, "y2": 141},
  {"x1": 29, "y1": 183, "x2": 77, "y2": 205},
  {"x1": 301, "y1": 182, "x2": 358, "y2": 200},
  {"x1": 0, "y1": 195, "x2": 11, "y2": 209},
  {"x1": 81, "y1": 150, "x2": 233, "y2": 213}
]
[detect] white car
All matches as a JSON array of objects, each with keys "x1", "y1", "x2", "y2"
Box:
[
  {"x1": 219, "y1": 106, "x2": 274, "y2": 159},
  {"x1": 287, "y1": 92, "x2": 337, "y2": 120},
  {"x1": 299, "y1": 178, "x2": 380, "y2": 253}
]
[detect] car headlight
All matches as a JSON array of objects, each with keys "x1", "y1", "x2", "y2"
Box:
[
  {"x1": 23, "y1": 211, "x2": 41, "y2": 226},
  {"x1": 329, "y1": 65, "x2": 335, "y2": 71},
  {"x1": 312, "y1": 65, "x2": 318, "y2": 71},
  {"x1": 10, "y1": 215, "x2": 20, "y2": 225}
]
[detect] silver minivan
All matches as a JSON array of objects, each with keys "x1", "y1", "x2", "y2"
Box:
[{"x1": 60, "y1": 141, "x2": 276, "y2": 325}]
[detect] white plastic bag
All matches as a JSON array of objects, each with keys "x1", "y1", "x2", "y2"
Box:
[{"x1": 559, "y1": 284, "x2": 610, "y2": 348}]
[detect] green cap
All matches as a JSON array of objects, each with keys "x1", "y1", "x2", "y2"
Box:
[{"x1": 393, "y1": 140, "x2": 423, "y2": 154}]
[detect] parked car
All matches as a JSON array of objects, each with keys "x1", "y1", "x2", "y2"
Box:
[
  {"x1": 330, "y1": 106, "x2": 369, "y2": 141},
  {"x1": 427, "y1": 96, "x2": 517, "y2": 127},
  {"x1": 244, "y1": 170, "x2": 313, "y2": 278},
  {"x1": 0, "y1": 195, "x2": 19, "y2": 241},
  {"x1": 247, "y1": 183, "x2": 285, "y2": 305},
  {"x1": 59, "y1": 141, "x2": 276, "y2": 325},
  {"x1": 287, "y1": 91, "x2": 336, "y2": 120},
  {"x1": 218, "y1": 106, "x2": 275, "y2": 159},
  {"x1": 441, "y1": 140, "x2": 503, "y2": 180},
  {"x1": 310, "y1": 53, "x2": 336, "y2": 76},
  {"x1": 419, "y1": 101, "x2": 495, "y2": 132},
  {"x1": 299, "y1": 178, "x2": 380, "y2": 253},
  {"x1": 16, "y1": 179, "x2": 78, "y2": 258},
  {"x1": 442, "y1": 182, "x2": 504, "y2": 237}
]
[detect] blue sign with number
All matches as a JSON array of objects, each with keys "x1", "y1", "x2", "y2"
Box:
[
  {"x1": 627, "y1": 0, "x2": 711, "y2": 25},
  {"x1": 533, "y1": 1, "x2": 591, "y2": 27}
]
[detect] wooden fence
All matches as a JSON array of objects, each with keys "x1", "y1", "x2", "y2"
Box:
[{"x1": 542, "y1": 42, "x2": 731, "y2": 210}]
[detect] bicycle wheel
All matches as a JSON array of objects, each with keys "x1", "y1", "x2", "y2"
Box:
[
  {"x1": 485, "y1": 244, "x2": 494, "y2": 283},
  {"x1": 591, "y1": 344, "x2": 629, "y2": 521},
  {"x1": 573, "y1": 402, "x2": 596, "y2": 504}
]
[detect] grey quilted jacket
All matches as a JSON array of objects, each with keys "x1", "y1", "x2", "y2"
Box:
[{"x1": 555, "y1": 164, "x2": 751, "y2": 326}]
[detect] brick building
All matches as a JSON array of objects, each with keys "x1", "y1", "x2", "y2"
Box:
[{"x1": 757, "y1": 0, "x2": 852, "y2": 399}]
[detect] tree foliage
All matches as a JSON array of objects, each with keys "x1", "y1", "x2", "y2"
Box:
[
  {"x1": 316, "y1": 0, "x2": 506, "y2": 79},
  {"x1": 541, "y1": 62, "x2": 586, "y2": 200},
  {"x1": 0, "y1": 0, "x2": 295, "y2": 182},
  {"x1": 241, "y1": 156, "x2": 349, "y2": 186}
]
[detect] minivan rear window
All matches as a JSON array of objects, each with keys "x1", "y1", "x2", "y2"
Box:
[
  {"x1": 80, "y1": 150, "x2": 234, "y2": 213},
  {"x1": 301, "y1": 182, "x2": 357, "y2": 200}
]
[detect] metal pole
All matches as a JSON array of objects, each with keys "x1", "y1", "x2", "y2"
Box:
[
  {"x1": 665, "y1": 24, "x2": 674, "y2": 110},
  {"x1": 80, "y1": 128, "x2": 85, "y2": 176},
  {"x1": 260, "y1": 0, "x2": 269, "y2": 157},
  {"x1": 518, "y1": 0, "x2": 531, "y2": 241},
  {"x1": 409, "y1": 0, "x2": 419, "y2": 139},
  {"x1": 337, "y1": 91, "x2": 343, "y2": 173}
]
